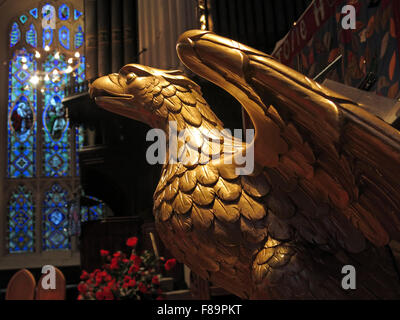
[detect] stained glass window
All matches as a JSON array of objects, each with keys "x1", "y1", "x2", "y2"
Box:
[
  {"x1": 19, "y1": 15, "x2": 28, "y2": 24},
  {"x1": 42, "y1": 53, "x2": 71, "y2": 177},
  {"x1": 43, "y1": 28, "x2": 53, "y2": 49},
  {"x1": 74, "y1": 25, "x2": 84, "y2": 49},
  {"x1": 59, "y1": 26, "x2": 70, "y2": 49},
  {"x1": 75, "y1": 56, "x2": 86, "y2": 86},
  {"x1": 8, "y1": 49, "x2": 37, "y2": 178},
  {"x1": 76, "y1": 126, "x2": 84, "y2": 175},
  {"x1": 74, "y1": 56, "x2": 86, "y2": 174},
  {"x1": 10, "y1": 22, "x2": 21, "y2": 47},
  {"x1": 74, "y1": 9, "x2": 83, "y2": 21},
  {"x1": 29, "y1": 8, "x2": 38, "y2": 19},
  {"x1": 81, "y1": 196, "x2": 105, "y2": 222},
  {"x1": 7, "y1": 186, "x2": 35, "y2": 253},
  {"x1": 42, "y1": 184, "x2": 70, "y2": 250},
  {"x1": 6, "y1": 3, "x2": 103, "y2": 257},
  {"x1": 26, "y1": 24, "x2": 37, "y2": 48},
  {"x1": 59, "y1": 4, "x2": 69, "y2": 20}
]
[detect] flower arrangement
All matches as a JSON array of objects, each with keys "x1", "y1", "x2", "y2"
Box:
[{"x1": 77, "y1": 236, "x2": 177, "y2": 300}]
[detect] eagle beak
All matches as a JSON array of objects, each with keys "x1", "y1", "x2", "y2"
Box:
[
  {"x1": 89, "y1": 73, "x2": 126, "y2": 99},
  {"x1": 89, "y1": 73, "x2": 135, "y2": 119}
]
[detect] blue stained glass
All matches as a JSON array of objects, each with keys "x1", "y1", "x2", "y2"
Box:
[
  {"x1": 43, "y1": 28, "x2": 53, "y2": 49},
  {"x1": 29, "y1": 8, "x2": 38, "y2": 19},
  {"x1": 59, "y1": 4, "x2": 69, "y2": 20},
  {"x1": 58, "y1": 26, "x2": 70, "y2": 49},
  {"x1": 75, "y1": 125, "x2": 84, "y2": 176},
  {"x1": 42, "y1": 53, "x2": 70, "y2": 177},
  {"x1": 74, "y1": 25, "x2": 84, "y2": 49},
  {"x1": 8, "y1": 49, "x2": 37, "y2": 178},
  {"x1": 10, "y1": 22, "x2": 21, "y2": 48},
  {"x1": 19, "y1": 15, "x2": 28, "y2": 24},
  {"x1": 80, "y1": 196, "x2": 104, "y2": 222},
  {"x1": 42, "y1": 184, "x2": 70, "y2": 250},
  {"x1": 10, "y1": 96, "x2": 34, "y2": 141},
  {"x1": 74, "y1": 56, "x2": 85, "y2": 175},
  {"x1": 8, "y1": 185, "x2": 35, "y2": 253},
  {"x1": 74, "y1": 9, "x2": 82, "y2": 20},
  {"x1": 7, "y1": 5, "x2": 92, "y2": 254},
  {"x1": 49, "y1": 210, "x2": 63, "y2": 225},
  {"x1": 75, "y1": 56, "x2": 86, "y2": 85},
  {"x1": 26, "y1": 24, "x2": 37, "y2": 48}
]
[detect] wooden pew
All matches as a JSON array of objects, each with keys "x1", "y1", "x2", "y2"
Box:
[
  {"x1": 35, "y1": 267, "x2": 66, "y2": 300},
  {"x1": 6, "y1": 269, "x2": 36, "y2": 300}
]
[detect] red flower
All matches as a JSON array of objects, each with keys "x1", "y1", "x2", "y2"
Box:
[
  {"x1": 128, "y1": 264, "x2": 140, "y2": 274},
  {"x1": 79, "y1": 236, "x2": 166, "y2": 300},
  {"x1": 77, "y1": 283, "x2": 87, "y2": 294},
  {"x1": 80, "y1": 270, "x2": 89, "y2": 280},
  {"x1": 95, "y1": 278, "x2": 102, "y2": 286},
  {"x1": 156, "y1": 295, "x2": 165, "y2": 300},
  {"x1": 100, "y1": 249, "x2": 109, "y2": 257},
  {"x1": 164, "y1": 258, "x2": 176, "y2": 271},
  {"x1": 103, "y1": 287, "x2": 114, "y2": 300},
  {"x1": 107, "y1": 279, "x2": 116, "y2": 289},
  {"x1": 126, "y1": 237, "x2": 138, "y2": 247},
  {"x1": 96, "y1": 290, "x2": 105, "y2": 300},
  {"x1": 138, "y1": 282, "x2": 148, "y2": 294},
  {"x1": 130, "y1": 254, "x2": 142, "y2": 266},
  {"x1": 128, "y1": 279, "x2": 136, "y2": 287},
  {"x1": 110, "y1": 257, "x2": 119, "y2": 270}
]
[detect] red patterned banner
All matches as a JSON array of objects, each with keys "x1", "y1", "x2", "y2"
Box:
[{"x1": 272, "y1": 0, "x2": 344, "y2": 65}]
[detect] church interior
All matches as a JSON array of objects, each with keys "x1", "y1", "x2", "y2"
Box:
[{"x1": 2, "y1": 0, "x2": 400, "y2": 301}]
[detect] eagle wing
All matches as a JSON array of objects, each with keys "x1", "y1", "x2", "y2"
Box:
[{"x1": 176, "y1": 30, "x2": 400, "y2": 252}]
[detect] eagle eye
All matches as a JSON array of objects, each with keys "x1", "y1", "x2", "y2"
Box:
[{"x1": 126, "y1": 73, "x2": 136, "y2": 84}]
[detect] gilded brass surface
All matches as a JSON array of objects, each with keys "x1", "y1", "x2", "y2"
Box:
[{"x1": 90, "y1": 30, "x2": 400, "y2": 299}]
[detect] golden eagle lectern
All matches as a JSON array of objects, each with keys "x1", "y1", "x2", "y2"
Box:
[{"x1": 90, "y1": 30, "x2": 400, "y2": 299}]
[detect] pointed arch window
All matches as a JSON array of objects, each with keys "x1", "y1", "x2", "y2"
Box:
[
  {"x1": 4, "y1": 2, "x2": 104, "y2": 262},
  {"x1": 7, "y1": 185, "x2": 35, "y2": 253},
  {"x1": 42, "y1": 184, "x2": 70, "y2": 250}
]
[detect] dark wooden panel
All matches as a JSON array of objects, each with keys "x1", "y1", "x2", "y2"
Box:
[{"x1": 209, "y1": 0, "x2": 312, "y2": 53}]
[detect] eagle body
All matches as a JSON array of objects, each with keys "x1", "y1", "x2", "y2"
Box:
[{"x1": 90, "y1": 30, "x2": 400, "y2": 299}]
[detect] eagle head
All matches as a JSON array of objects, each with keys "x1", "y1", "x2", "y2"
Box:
[{"x1": 89, "y1": 64, "x2": 198, "y2": 128}]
